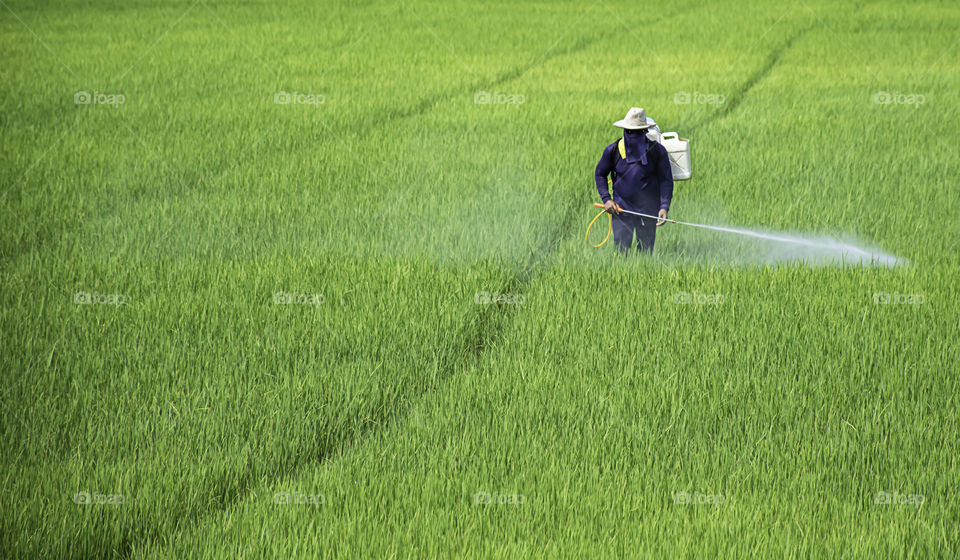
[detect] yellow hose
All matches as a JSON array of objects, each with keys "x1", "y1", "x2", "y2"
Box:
[
  {"x1": 588, "y1": 178, "x2": 615, "y2": 248},
  {"x1": 586, "y1": 209, "x2": 612, "y2": 248}
]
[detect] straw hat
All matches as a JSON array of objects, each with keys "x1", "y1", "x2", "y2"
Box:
[{"x1": 613, "y1": 107, "x2": 655, "y2": 130}]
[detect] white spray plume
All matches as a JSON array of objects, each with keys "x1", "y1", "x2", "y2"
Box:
[{"x1": 672, "y1": 220, "x2": 906, "y2": 267}]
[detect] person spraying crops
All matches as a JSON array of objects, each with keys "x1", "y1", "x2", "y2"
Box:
[
  {"x1": 587, "y1": 114, "x2": 899, "y2": 265},
  {"x1": 594, "y1": 107, "x2": 674, "y2": 254}
]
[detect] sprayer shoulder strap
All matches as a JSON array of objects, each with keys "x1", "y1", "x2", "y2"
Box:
[
  {"x1": 611, "y1": 136, "x2": 660, "y2": 187},
  {"x1": 610, "y1": 138, "x2": 627, "y2": 186},
  {"x1": 616, "y1": 137, "x2": 659, "y2": 160},
  {"x1": 614, "y1": 137, "x2": 659, "y2": 167}
]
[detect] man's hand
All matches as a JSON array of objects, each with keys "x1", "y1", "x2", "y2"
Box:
[
  {"x1": 604, "y1": 200, "x2": 623, "y2": 215},
  {"x1": 657, "y1": 208, "x2": 668, "y2": 226}
]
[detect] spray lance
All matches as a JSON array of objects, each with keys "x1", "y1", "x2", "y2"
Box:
[{"x1": 585, "y1": 202, "x2": 885, "y2": 258}]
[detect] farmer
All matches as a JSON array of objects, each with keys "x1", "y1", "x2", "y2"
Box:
[{"x1": 594, "y1": 107, "x2": 674, "y2": 254}]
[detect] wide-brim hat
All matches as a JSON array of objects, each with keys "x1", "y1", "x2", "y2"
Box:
[{"x1": 613, "y1": 107, "x2": 654, "y2": 130}]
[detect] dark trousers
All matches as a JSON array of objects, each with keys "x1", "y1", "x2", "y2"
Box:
[{"x1": 612, "y1": 212, "x2": 657, "y2": 255}]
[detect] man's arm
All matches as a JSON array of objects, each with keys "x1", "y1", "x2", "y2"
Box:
[
  {"x1": 594, "y1": 143, "x2": 616, "y2": 203},
  {"x1": 657, "y1": 144, "x2": 674, "y2": 211}
]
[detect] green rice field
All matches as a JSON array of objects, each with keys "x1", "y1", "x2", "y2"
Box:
[{"x1": 2, "y1": 0, "x2": 959, "y2": 557}]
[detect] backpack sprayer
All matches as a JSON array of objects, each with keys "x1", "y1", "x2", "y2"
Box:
[{"x1": 587, "y1": 131, "x2": 690, "y2": 247}]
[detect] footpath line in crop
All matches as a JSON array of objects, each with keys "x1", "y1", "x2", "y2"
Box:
[
  {"x1": 357, "y1": 33, "x2": 599, "y2": 131},
  {"x1": 353, "y1": 0, "x2": 704, "y2": 133},
  {"x1": 687, "y1": 24, "x2": 813, "y2": 134}
]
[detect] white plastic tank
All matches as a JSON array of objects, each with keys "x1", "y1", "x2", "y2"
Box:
[{"x1": 660, "y1": 132, "x2": 691, "y2": 180}]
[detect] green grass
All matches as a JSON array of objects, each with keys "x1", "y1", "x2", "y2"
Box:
[{"x1": 2, "y1": 0, "x2": 959, "y2": 558}]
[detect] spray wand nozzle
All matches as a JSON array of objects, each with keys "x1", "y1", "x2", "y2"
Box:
[{"x1": 591, "y1": 202, "x2": 677, "y2": 224}]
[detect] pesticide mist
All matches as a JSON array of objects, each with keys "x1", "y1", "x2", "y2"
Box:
[{"x1": 666, "y1": 219, "x2": 906, "y2": 267}]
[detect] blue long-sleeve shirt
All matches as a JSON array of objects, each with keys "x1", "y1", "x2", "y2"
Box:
[{"x1": 594, "y1": 140, "x2": 674, "y2": 215}]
